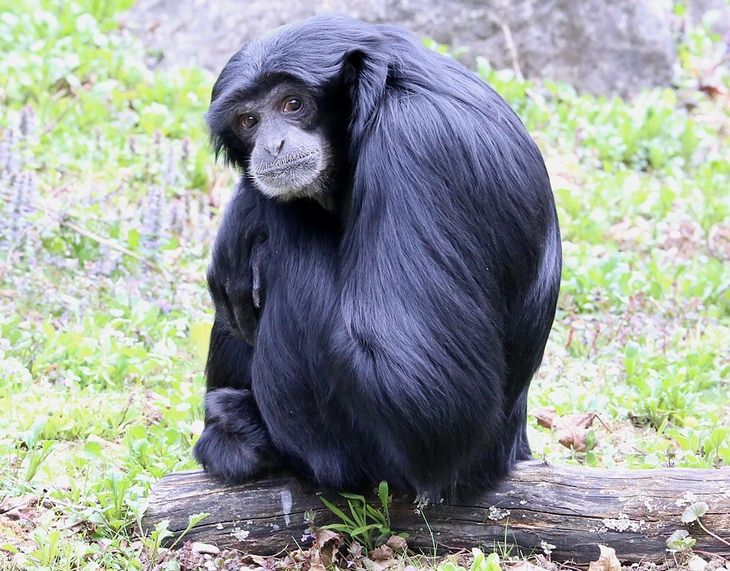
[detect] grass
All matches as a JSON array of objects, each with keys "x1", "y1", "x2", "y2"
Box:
[{"x1": 0, "y1": 0, "x2": 728, "y2": 569}]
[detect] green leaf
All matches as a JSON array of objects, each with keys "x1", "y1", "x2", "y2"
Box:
[
  {"x1": 470, "y1": 548, "x2": 486, "y2": 571},
  {"x1": 154, "y1": 519, "x2": 174, "y2": 542},
  {"x1": 339, "y1": 492, "x2": 367, "y2": 502},
  {"x1": 321, "y1": 523, "x2": 351, "y2": 532},
  {"x1": 365, "y1": 504, "x2": 387, "y2": 525},
  {"x1": 377, "y1": 481, "x2": 389, "y2": 509},
  {"x1": 666, "y1": 529, "x2": 696, "y2": 551},
  {"x1": 346, "y1": 498, "x2": 367, "y2": 527},
  {"x1": 350, "y1": 523, "x2": 380, "y2": 535},
  {"x1": 127, "y1": 228, "x2": 140, "y2": 250},
  {"x1": 189, "y1": 321, "x2": 212, "y2": 362},
  {"x1": 319, "y1": 496, "x2": 356, "y2": 528},
  {"x1": 0, "y1": 544, "x2": 18, "y2": 554},
  {"x1": 188, "y1": 512, "x2": 209, "y2": 527},
  {"x1": 127, "y1": 424, "x2": 147, "y2": 441},
  {"x1": 485, "y1": 553, "x2": 502, "y2": 571},
  {"x1": 83, "y1": 440, "x2": 103, "y2": 459},
  {"x1": 681, "y1": 501, "x2": 709, "y2": 523}
]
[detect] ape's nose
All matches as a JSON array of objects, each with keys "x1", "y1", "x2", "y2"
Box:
[{"x1": 263, "y1": 138, "x2": 285, "y2": 159}]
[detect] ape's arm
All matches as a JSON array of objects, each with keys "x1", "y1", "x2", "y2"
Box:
[
  {"x1": 206, "y1": 189, "x2": 268, "y2": 346},
  {"x1": 195, "y1": 188, "x2": 278, "y2": 482},
  {"x1": 205, "y1": 318, "x2": 254, "y2": 390}
]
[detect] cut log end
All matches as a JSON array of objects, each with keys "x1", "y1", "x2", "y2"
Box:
[{"x1": 141, "y1": 461, "x2": 730, "y2": 564}]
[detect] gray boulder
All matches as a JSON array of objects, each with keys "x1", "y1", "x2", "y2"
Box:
[{"x1": 123, "y1": 0, "x2": 725, "y2": 95}]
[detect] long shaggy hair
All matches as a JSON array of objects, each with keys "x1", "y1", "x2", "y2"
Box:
[{"x1": 195, "y1": 16, "x2": 562, "y2": 500}]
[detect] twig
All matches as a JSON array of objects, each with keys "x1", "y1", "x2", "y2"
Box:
[
  {"x1": 0, "y1": 190, "x2": 170, "y2": 277},
  {"x1": 58, "y1": 214, "x2": 169, "y2": 277},
  {"x1": 697, "y1": 519, "x2": 730, "y2": 548},
  {"x1": 486, "y1": 11, "x2": 524, "y2": 81},
  {"x1": 41, "y1": 94, "x2": 76, "y2": 137}
]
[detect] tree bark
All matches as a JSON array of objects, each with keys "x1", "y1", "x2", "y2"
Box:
[{"x1": 141, "y1": 461, "x2": 730, "y2": 564}]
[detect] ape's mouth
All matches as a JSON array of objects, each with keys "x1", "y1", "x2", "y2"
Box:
[
  {"x1": 251, "y1": 150, "x2": 325, "y2": 197},
  {"x1": 253, "y1": 151, "x2": 320, "y2": 176}
]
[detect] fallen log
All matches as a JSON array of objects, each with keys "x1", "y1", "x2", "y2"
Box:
[{"x1": 142, "y1": 461, "x2": 730, "y2": 564}]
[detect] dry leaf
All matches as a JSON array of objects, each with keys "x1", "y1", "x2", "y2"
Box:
[
  {"x1": 314, "y1": 528, "x2": 340, "y2": 549},
  {"x1": 587, "y1": 545, "x2": 621, "y2": 571},
  {"x1": 535, "y1": 409, "x2": 598, "y2": 451},
  {"x1": 532, "y1": 554, "x2": 558, "y2": 571},
  {"x1": 565, "y1": 412, "x2": 597, "y2": 429},
  {"x1": 0, "y1": 494, "x2": 40, "y2": 521},
  {"x1": 370, "y1": 544, "x2": 394, "y2": 561},
  {"x1": 348, "y1": 542, "x2": 364, "y2": 559},
  {"x1": 533, "y1": 407, "x2": 556, "y2": 429},
  {"x1": 386, "y1": 535, "x2": 408, "y2": 551},
  {"x1": 509, "y1": 562, "x2": 546, "y2": 571},
  {"x1": 364, "y1": 559, "x2": 388, "y2": 571},
  {"x1": 247, "y1": 553, "x2": 274, "y2": 568},
  {"x1": 309, "y1": 549, "x2": 327, "y2": 571},
  {"x1": 699, "y1": 82, "x2": 724, "y2": 99},
  {"x1": 557, "y1": 426, "x2": 589, "y2": 451}
]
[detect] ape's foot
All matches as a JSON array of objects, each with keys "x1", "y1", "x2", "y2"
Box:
[{"x1": 193, "y1": 388, "x2": 279, "y2": 483}]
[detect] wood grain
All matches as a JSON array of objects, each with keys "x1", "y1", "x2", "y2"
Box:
[{"x1": 142, "y1": 461, "x2": 730, "y2": 563}]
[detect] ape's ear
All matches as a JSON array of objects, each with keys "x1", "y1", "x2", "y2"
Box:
[
  {"x1": 341, "y1": 50, "x2": 365, "y2": 86},
  {"x1": 341, "y1": 49, "x2": 388, "y2": 137},
  {"x1": 211, "y1": 45, "x2": 248, "y2": 103},
  {"x1": 211, "y1": 71, "x2": 228, "y2": 103}
]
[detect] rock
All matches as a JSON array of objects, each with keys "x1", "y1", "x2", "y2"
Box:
[
  {"x1": 190, "y1": 541, "x2": 220, "y2": 555},
  {"x1": 122, "y1": 0, "x2": 722, "y2": 95},
  {"x1": 687, "y1": 0, "x2": 730, "y2": 34}
]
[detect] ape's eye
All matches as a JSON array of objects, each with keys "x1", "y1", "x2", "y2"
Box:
[
  {"x1": 283, "y1": 98, "x2": 302, "y2": 113},
  {"x1": 240, "y1": 114, "x2": 258, "y2": 129}
]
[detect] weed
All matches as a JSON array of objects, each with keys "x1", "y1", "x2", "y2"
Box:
[{"x1": 320, "y1": 481, "x2": 398, "y2": 552}]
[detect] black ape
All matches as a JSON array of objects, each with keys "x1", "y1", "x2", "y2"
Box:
[{"x1": 193, "y1": 15, "x2": 562, "y2": 499}]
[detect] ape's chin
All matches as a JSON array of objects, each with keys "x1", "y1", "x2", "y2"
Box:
[{"x1": 252, "y1": 166, "x2": 326, "y2": 202}]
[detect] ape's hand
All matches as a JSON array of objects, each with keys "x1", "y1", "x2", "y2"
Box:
[
  {"x1": 193, "y1": 388, "x2": 279, "y2": 483},
  {"x1": 209, "y1": 225, "x2": 268, "y2": 345}
]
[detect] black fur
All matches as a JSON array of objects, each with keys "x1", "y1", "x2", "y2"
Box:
[{"x1": 194, "y1": 15, "x2": 562, "y2": 499}]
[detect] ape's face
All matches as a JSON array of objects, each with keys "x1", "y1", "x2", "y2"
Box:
[{"x1": 232, "y1": 82, "x2": 332, "y2": 201}]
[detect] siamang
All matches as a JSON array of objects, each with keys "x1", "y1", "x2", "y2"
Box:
[{"x1": 193, "y1": 15, "x2": 562, "y2": 500}]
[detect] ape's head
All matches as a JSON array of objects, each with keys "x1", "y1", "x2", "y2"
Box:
[
  {"x1": 208, "y1": 78, "x2": 334, "y2": 202},
  {"x1": 204, "y1": 16, "x2": 399, "y2": 207}
]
